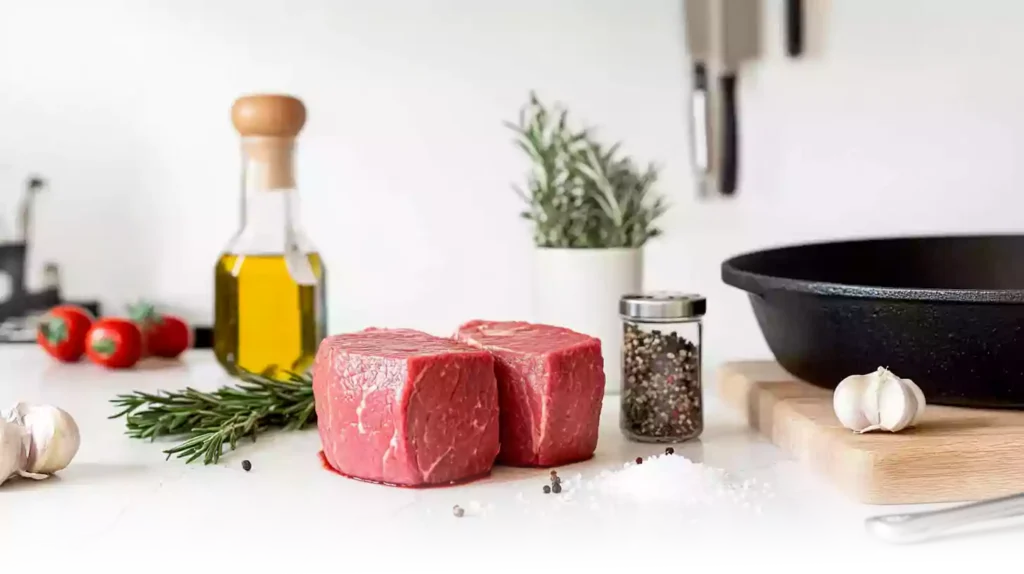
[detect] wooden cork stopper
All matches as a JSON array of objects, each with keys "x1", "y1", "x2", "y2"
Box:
[
  {"x1": 232, "y1": 94, "x2": 305, "y2": 189},
  {"x1": 231, "y1": 94, "x2": 306, "y2": 138}
]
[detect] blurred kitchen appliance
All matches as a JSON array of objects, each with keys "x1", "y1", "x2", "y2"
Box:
[
  {"x1": 0, "y1": 175, "x2": 101, "y2": 343},
  {"x1": 0, "y1": 175, "x2": 213, "y2": 346},
  {"x1": 683, "y1": 0, "x2": 760, "y2": 198}
]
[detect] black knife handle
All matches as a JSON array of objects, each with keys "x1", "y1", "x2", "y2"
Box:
[
  {"x1": 786, "y1": 0, "x2": 803, "y2": 57},
  {"x1": 693, "y1": 62, "x2": 707, "y2": 91},
  {"x1": 720, "y1": 74, "x2": 738, "y2": 196}
]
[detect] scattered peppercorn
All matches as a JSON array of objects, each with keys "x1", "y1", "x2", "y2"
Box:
[
  {"x1": 551, "y1": 482, "x2": 562, "y2": 494},
  {"x1": 543, "y1": 485, "x2": 551, "y2": 494},
  {"x1": 549, "y1": 470, "x2": 558, "y2": 479},
  {"x1": 635, "y1": 457, "x2": 643, "y2": 465},
  {"x1": 241, "y1": 460, "x2": 252, "y2": 472},
  {"x1": 453, "y1": 505, "x2": 465, "y2": 518},
  {"x1": 665, "y1": 447, "x2": 675, "y2": 455}
]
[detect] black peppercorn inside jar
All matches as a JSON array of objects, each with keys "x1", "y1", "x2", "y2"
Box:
[{"x1": 619, "y1": 292, "x2": 706, "y2": 443}]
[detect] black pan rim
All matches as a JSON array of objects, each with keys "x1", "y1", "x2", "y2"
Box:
[{"x1": 721, "y1": 233, "x2": 1024, "y2": 304}]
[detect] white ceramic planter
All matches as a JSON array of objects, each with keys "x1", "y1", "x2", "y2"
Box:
[{"x1": 531, "y1": 247, "x2": 642, "y2": 395}]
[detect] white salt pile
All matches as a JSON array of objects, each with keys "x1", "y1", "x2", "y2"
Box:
[
  {"x1": 556, "y1": 453, "x2": 771, "y2": 510},
  {"x1": 596, "y1": 455, "x2": 737, "y2": 505},
  {"x1": 439, "y1": 453, "x2": 772, "y2": 520}
]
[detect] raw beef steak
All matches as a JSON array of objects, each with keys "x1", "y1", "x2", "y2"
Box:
[
  {"x1": 312, "y1": 328, "x2": 500, "y2": 486},
  {"x1": 456, "y1": 320, "x2": 605, "y2": 467}
]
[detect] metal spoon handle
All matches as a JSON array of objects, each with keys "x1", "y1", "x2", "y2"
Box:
[{"x1": 865, "y1": 492, "x2": 1024, "y2": 543}]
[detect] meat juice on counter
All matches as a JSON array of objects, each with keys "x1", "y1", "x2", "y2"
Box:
[{"x1": 214, "y1": 94, "x2": 327, "y2": 380}]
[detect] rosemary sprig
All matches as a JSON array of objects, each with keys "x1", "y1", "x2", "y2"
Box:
[{"x1": 109, "y1": 370, "x2": 316, "y2": 465}]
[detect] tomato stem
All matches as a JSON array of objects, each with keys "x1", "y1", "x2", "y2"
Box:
[
  {"x1": 40, "y1": 317, "x2": 68, "y2": 344},
  {"x1": 128, "y1": 300, "x2": 164, "y2": 326},
  {"x1": 91, "y1": 337, "x2": 116, "y2": 357}
]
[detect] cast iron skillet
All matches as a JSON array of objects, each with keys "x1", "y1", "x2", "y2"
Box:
[{"x1": 721, "y1": 235, "x2": 1024, "y2": 408}]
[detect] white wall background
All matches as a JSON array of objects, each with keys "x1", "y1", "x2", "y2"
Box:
[{"x1": 1, "y1": 0, "x2": 1023, "y2": 365}]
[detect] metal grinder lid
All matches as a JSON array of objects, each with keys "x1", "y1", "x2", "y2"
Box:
[{"x1": 620, "y1": 292, "x2": 707, "y2": 321}]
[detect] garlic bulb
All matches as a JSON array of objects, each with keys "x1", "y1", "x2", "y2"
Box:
[
  {"x1": 0, "y1": 419, "x2": 27, "y2": 486},
  {"x1": 833, "y1": 367, "x2": 927, "y2": 433},
  {"x1": 4, "y1": 402, "x2": 80, "y2": 475}
]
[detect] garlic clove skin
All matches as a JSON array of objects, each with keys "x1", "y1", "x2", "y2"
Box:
[
  {"x1": 24, "y1": 404, "x2": 80, "y2": 475},
  {"x1": 9, "y1": 403, "x2": 81, "y2": 475},
  {"x1": 1, "y1": 404, "x2": 32, "y2": 461},
  {"x1": 873, "y1": 375, "x2": 918, "y2": 433},
  {"x1": 902, "y1": 378, "x2": 927, "y2": 425},
  {"x1": 833, "y1": 374, "x2": 873, "y2": 431},
  {"x1": 0, "y1": 419, "x2": 27, "y2": 486},
  {"x1": 832, "y1": 367, "x2": 928, "y2": 434},
  {"x1": 860, "y1": 370, "x2": 886, "y2": 427}
]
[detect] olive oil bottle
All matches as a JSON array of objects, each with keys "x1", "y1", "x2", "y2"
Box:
[{"x1": 214, "y1": 94, "x2": 326, "y2": 379}]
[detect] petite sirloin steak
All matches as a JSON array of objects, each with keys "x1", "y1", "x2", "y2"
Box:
[
  {"x1": 456, "y1": 320, "x2": 605, "y2": 467},
  {"x1": 312, "y1": 328, "x2": 500, "y2": 486}
]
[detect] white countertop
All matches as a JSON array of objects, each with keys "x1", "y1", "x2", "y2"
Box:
[{"x1": 0, "y1": 347, "x2": 1013, "y2": 571}]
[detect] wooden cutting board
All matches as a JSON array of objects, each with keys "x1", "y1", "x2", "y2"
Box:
[{"x1": 718, "y1": 360, "x2": 1024, "y2": 505}]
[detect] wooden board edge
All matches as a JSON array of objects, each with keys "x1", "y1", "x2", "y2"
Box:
[
  {"x1": 864, "y1": 442, "x2": 1024, "y2": 504},
  {"x1": 717, "y1": 362, "x2": 885, "y2": 504},
  {"x1": 716, "y1": 362, "x2": 1024, "y2": 504}
]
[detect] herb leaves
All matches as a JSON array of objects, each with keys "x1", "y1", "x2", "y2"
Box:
[
  {"x1": 109, "y1": 370, "x2": 316, "y2": 465},
  {"x1": 506, "y1": 92, "x2": 668, "y2": 249}
]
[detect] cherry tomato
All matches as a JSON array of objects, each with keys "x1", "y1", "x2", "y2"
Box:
[
  {"x1": 141, "y1": 313, "x2": 191, "y2": 358},
  {"x1": 85, "y1": 318, "x2": 143, "y2": 369},
  {"x1": 128, "y1": 301, "x2": 192, "y2": 358},
  {"x1": 36, "y1": 305, "x2": 94, "y2": 362}
]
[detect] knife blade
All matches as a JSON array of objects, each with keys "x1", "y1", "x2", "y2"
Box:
[
  {"x1": 690, "y1": 64, "x2": 709, "y2": 176},
  {"x1": 683, "y1": 0, "x2": 713, "y2": 196}
]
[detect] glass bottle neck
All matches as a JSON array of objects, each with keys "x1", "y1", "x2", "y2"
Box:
[{"x1": 226, "y1": 136, "x2": 315, "y2": 256}]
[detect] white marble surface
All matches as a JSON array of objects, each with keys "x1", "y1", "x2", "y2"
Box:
[{"x1": 0, "y1": 347, "x2": 1013, "y2": 571}]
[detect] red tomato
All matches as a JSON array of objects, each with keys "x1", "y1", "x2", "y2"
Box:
[
  {"x1": 36, "y1": 305, "x2": 94, "y2": 362},
  {"x1": 128, "y1": 301, "x2": 192, "y2": 358},
  {"x1": 85, "y1": 318, "x2": 143, "y2": 369},
  {"x1": 143, "y1": 315, "x2": 190, "y2": 358}
]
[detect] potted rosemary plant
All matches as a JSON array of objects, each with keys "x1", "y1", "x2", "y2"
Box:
[{"x1": 507, "y1": 92, "x2": 667, "y2": 394}]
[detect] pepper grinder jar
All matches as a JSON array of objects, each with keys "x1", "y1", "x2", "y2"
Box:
[{"x1": 619, "y1": 292, "x2": 706, "y2": 443}]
